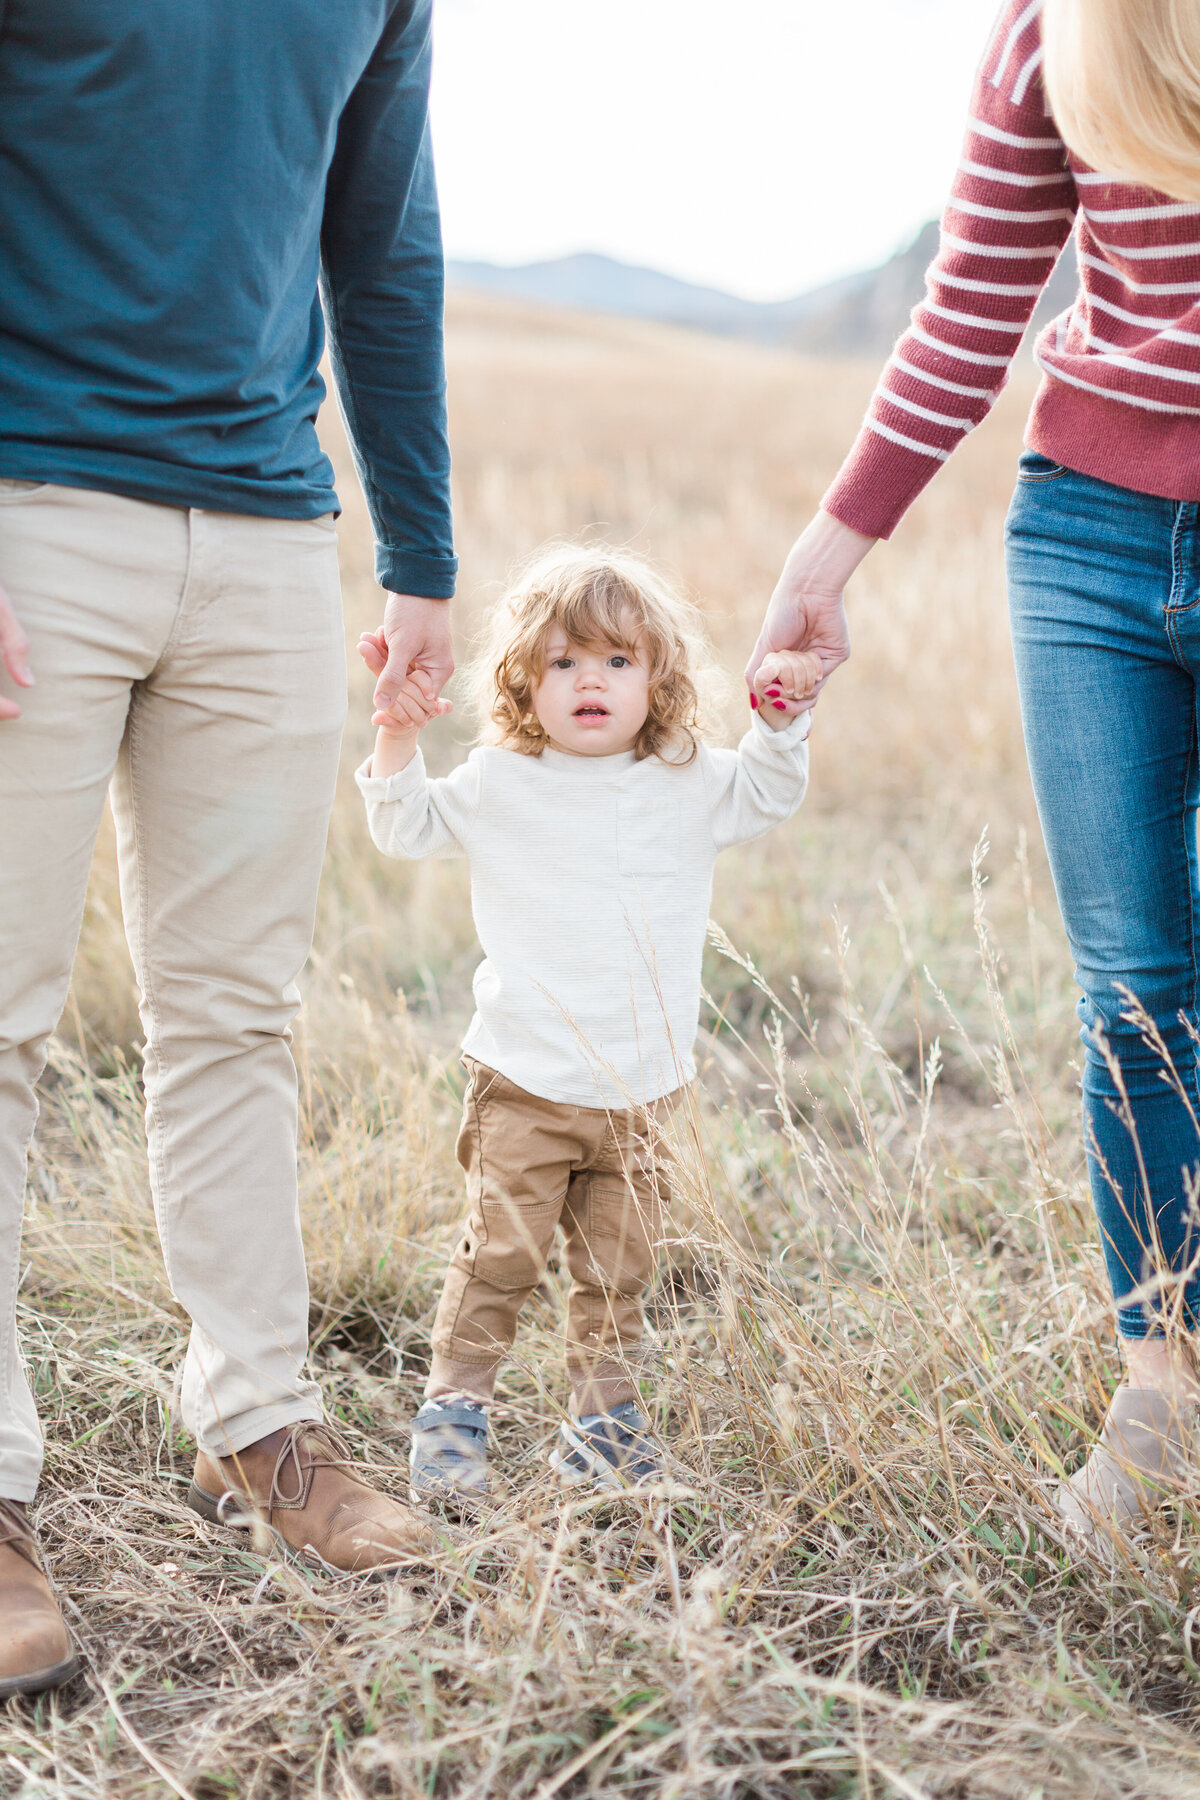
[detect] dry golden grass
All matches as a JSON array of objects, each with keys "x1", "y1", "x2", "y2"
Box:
[{"x1": 8, "y1": 294, "x2": 1200, "y2": 1798}]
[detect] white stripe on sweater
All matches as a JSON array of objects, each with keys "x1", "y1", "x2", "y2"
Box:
[
  {"x1": 1084, "y1": 201, "x2": 1200, "y2": 224},
  {"x1": 1073, "y1": 171, "x2": 1139, "y2": 188},
  {"x1": 941, "y1": 229, "x2": 1068, "y2": 261},
  {"x1": 989, "y1": 0, "x2": 1042, "y2": 90},
  {"x1": 1088, "y1": 321, "x2": 1200, "y2": 351},
  {"x1": 1085, "y1": 330, "x2": 1200, "y2": 382},
  {"x1": 949, "y1": 198, "x2": 1074, "y2": 224},
  {"x1": 1084, "y1": 291, "x2": 1177, "y2": 331},
  {"x1": 1035, "y1": 352, "x2": 1200, "y2": 415},
  {"x1": 967, "y1": 114, "x2": 1062, "y2": 152},
  {"x1": 864, "y1": 419, "x2": 951, "y2": 460},
  {"x1": 937, "y1": 270, "x2": 1045, "y2": 296},
  {"x1": 957, "y1": 158, "x2": 1070, "y2": 189},
  {"x1": 921, "y1": 300, "x2": 1027, "y2": 334},
  {"x1": 890, "y1": 353, "x2": 998, "y2": 399},
  {"x1": 1011, "y1": 46, "x2": 1044, "y2": 107},
  {"x1": 874, "y1": 386, "x2": 977, "y2": 431},
  {"x1": 1088, "y1": 233, "x2": 1200, "y2": 261},
  {"x1": 1078, "y1": 250, "x2": 1200, "y2": 294},
  {"x1": 908, "y1": 323, "x2": 1012, "y2": 367}
]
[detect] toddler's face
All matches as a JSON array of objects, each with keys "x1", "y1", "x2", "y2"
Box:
[{"x1": 532, "y1": 630, "x2": 651, "y2": 757}]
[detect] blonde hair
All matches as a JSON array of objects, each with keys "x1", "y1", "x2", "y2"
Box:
[
  {"x1": 1042, "y1": 0, "x2": 1200, "y2": 200},
  {"x1": 470, "y1": 544, "x2": 710, "y2": 762}
]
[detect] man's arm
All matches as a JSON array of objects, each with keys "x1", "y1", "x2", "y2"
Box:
[{"x1": 320, "y1": 0, "x2": 456, "y2": 703}]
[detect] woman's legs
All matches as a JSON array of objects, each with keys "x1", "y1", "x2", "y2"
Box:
[{"x1": 1006, "y1": 462, "x2": 1200, "y2": 1361}]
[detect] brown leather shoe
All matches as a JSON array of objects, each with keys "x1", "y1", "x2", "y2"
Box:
[
  {"x1": 0, "y1": 1500, "x2": 78, "y2": 1699},
  {"x1": 188, "y1": 1422, "x2": 440, "y2": 1573}
]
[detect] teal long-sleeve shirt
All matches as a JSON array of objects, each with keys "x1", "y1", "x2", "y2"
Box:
[{"x1": 0, "y1": 0, "x2": 456, "y2": 598}]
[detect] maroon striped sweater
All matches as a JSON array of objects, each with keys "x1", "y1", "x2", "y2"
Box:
[{"x1": 823, "y1": 0, "x2": 1200, "y2": 541}]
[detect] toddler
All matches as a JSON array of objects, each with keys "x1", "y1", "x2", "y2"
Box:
[{"x1": 356, "y1": 546, "x2": 817, "y2": 1502}]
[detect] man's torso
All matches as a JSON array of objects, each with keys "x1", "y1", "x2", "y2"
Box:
[{"x1": 0, "y1": 0, "x2": 392, "y2": 516}]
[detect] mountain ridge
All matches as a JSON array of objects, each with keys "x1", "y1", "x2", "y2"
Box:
[{"x1": 447, "y1": 228, "x2": 1078, "y2": 357}]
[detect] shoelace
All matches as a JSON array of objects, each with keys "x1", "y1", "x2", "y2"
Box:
[
  {"x1": 0, "y1": 1497, "x2": 39, "y2": 1568},
  {"x1": 267, "y1": 1422, "x2": 358, "y2": 1518}
]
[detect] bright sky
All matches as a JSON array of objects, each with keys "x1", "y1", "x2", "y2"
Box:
[{"x1": 430, "y1": 0, "x2": 1001, "y2": 301}]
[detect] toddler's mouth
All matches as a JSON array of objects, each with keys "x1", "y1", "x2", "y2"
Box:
[{"x1": 573, "y1": 705, "x2": 609, "y2": 718}]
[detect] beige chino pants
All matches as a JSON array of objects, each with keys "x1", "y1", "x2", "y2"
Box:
[{"x1": 0, "y1": 481, "x2": 345, "y2": 1500}]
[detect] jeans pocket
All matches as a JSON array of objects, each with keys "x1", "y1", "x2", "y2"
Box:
[{"x1": 1016, "y1": 451, "x2": 1069, "y2": 484}]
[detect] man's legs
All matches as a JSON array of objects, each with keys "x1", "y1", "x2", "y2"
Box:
[
  {"x1": 0, "y1": 483, "x2": 186, "y2": 1500},
  {"x1": 109, "y1": 507, "x2": 345, "y2": 1455}
]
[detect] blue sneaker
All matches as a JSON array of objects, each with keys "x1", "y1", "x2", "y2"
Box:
[
  {"x1": 549, "y1": 1402, "x2": 662, "y2": 1491},
  {"x1": 409, "y1": 1398, "x2": 489, "y2": 1506}
]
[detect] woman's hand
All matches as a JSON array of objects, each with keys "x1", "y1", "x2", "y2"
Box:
[
  {"x1": 0, "y1": 580, "x2": 33, "y2": 721},
  {"x1": 745, "y1": 511, "x2": 876, "y2": 707},
  {"x1": 751, "y1": 649, "x2": 823, "y2": 727}
]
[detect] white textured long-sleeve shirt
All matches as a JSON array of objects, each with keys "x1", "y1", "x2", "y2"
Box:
[{"x1": 356, "y1": 715, "x2": 810, "y2": 1107}]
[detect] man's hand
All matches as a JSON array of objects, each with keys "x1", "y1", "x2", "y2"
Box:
[
  {"x1": 360, "y1": 592, "x2": 453, "y2": 715},
  {"x1": 360, "y1": 661, "x2": 452, "y2": 781},
  {"x1": 744, "y1": 511, "x2": 876, "y2": 709},
  {"x1": 0, "y1": 580, "x2": 33, "y2": 722},
  {"x1": 365, "y1": 666, "x2": 453, "y2": 735}
]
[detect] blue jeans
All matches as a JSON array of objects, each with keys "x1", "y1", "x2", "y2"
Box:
[{"x1": 1006, "y1": 452, "x2": 1200, "y2": 1337}]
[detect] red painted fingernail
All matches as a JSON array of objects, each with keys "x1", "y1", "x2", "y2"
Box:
[
  {"x1": 766, "y1": 686, "x2": 781, "y2": 696},
  {"x1": 749, "y1": 692, "x2": 759, "y2": 708},
  {"x1": 773, "y1": 701, "x2": 786, "y2": 710}
]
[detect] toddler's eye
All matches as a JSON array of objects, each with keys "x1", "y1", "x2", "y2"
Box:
[
  {"x1": 609, "y1": 655, "x2": 630, "y2": 669},
  {"x1": 552, "y1": 657, "x2": 574, "y2": 671}
]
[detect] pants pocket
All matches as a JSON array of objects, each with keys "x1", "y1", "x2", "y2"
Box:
[
  {"x1": 0, "y1": 479, "x2": 53, "y2": 504},
  {"x1": 1015, "y1": 451, "x2": 1069, "y2": 484}
]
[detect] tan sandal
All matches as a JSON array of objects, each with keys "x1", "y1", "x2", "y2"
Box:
[{"x1": 1057, "y1": 1386, "x2": 1200, "y2": 1543}]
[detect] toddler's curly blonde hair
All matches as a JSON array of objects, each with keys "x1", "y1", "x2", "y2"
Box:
[{"x1": 470, "y1": 544, "x2": 713, "y2": 763}]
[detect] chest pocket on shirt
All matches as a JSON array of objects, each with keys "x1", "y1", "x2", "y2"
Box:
[{"x1": 617, "y1": 796, "x2": 680, "y2": 875}]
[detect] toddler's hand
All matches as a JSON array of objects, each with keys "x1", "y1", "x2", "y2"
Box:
[
  {"x1": 369, "y1": 666, "x2": 452, "y2": 735},
  {"x1": 752, "y1": 650, "x2": 822, "y2": 728}
]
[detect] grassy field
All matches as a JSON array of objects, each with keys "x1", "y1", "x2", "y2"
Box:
[{"x1": 8, "y1": 293, "x2": 1200, "y2": 1799}]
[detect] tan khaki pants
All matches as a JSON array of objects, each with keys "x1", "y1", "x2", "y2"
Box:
[
  {"x1": 428, "y1": 1061, "x2": 675, "y2": 1414},
  {"x1": 0, "y1": 481, "x2": 345, "y2": 1500}
]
